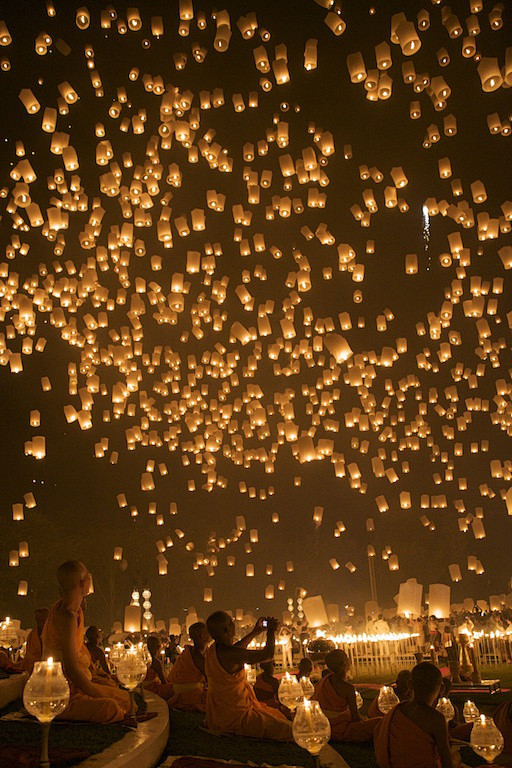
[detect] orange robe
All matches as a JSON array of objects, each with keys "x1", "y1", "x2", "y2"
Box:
[
  {"x1": 368, "y1": 696, "x2": 385, "y2": 718},
  {"x1": 0, "y1": 649, "x2": 15, "y2": 672},
  {"x1": 374, "y1": 705, "x2": 441, "y2": 768},
  {"x1": 494, "y1": 701, "x2": 512, "y2": 756},
  {"x1": 312, "y1": 675, "x2": 380, "y2": 742},
  {"x1": 41, "y1": 600, "x2": 131, "y2": 723},
  {"x1": 19, "y1": 629, "x2": 42, "y2": 673},
  {"x1": 204, "y1": 644, "x2": 292, "y2": 740},
  {"x1": 143, "y1": 666, "x2": 175, "y2": 700},
  {"x1": 166, "y1": 646, "x2": 206, "y2": 711},
  {"x1": 254, "y1": 673, "x2": 280, "y2": 708}
]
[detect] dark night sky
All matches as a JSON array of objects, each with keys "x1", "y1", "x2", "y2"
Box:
[{"x1": 0, "y1": 0, "x2": 511, "y2": 630}]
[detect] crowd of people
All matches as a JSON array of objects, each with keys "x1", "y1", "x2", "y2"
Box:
[{"x1": 1, "y1": 560, "x2": 512, "y2": 768}]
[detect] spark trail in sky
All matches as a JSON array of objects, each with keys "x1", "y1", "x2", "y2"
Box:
[{"x1": 422, "y1": 204, "x2": 431, "y2": 270}]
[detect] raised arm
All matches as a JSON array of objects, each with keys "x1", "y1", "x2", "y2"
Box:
[
  {"x1": 220, "y1": 618, "x2": 279, "y2": 672},
  {"x1": 234, "y1": 617, "x2": 268, "y2": 649}
]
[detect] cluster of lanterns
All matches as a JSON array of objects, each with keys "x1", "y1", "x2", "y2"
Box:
[{"x1": 0, "y1": 0, "x2": 511, "y2": 610}]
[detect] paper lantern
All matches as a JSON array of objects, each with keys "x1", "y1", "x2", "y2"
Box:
[
  {"x1": 478, "y1": 58, "x2": 503, "y2": 92},
  {"x1": 265, "y1": 585, "x2": 274, "y2": 599},
  {"x1": 449, "y1": 564, "x2": 462, "y2": 582},
  {"x1": 397, "y1": 579, "x2": 423, "y2": 617},
  {"x1": 124, "y1": 605, "x2": 141, "y2": 633},
  {"x1": 18, "y1": 580, "x2": 28, "y2": 596},
  {"x1": 428, "y1": 584, "x2": 450, "y2": 618}
]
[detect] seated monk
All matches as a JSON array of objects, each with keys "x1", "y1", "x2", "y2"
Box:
[
  {"x1": 41, "y1": 560, "x2": 132, "y2": 723},
  {"x1": 17, "y1": 608, "x2": 49, "y2": 674},
  {"x1": 494, "y1": 700, "x2": 512, "y2": 758},
  {"x1": 84, "y1": 626, "x2": 110, "y2": 676},
  {"x1": 254, "y1": 660, "x2": 281, "y2": 708},
  {"x1": 368, "y1": 670, "x2": 412, "y2": 717},
  {"x1": 298, "y1": 657, "x2": 313, "y2": 679},
  {"x1": 204, "y1": 613, "x2": 292, "y2": 740},
  {"x1": 374, "y1": 662, "x2": 459, "y2": 768},
  {"x1": 167, "y1": 622, "x2": 209, "y2": 711},
  {"x1": 312, "y1": 650, "x2": 381, "y2": 742},
  {"x1": 0, "y1": 649, "x2": 15, "y2": 673},
  {"x1": 144, "y1": 635, "x2": 175, "y2": 699}
]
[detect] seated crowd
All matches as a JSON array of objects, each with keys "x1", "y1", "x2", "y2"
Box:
[{"x1": 1, "y1": 560, "x2": 512, "y2": 767}]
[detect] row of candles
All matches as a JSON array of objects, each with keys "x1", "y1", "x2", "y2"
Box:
[{"x1": 20, "y1": 650, "x2": 505, "y2": 767}]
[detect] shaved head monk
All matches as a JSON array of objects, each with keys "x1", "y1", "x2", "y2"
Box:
[
  {"x1": 42, "y1": 560, "x2": 132, "y2": 723},
  {"x1": 312, "y1": 649, "x2": 381, "y2": 742},
  {"x1": 165, "y1": 621, "x2": 209, "y2": 711},
  {"x1": 204, "y1": 612, "x2": 292, "y2": 740},
  {"x1": 374, "y1": 662, "x2": 458, "y2": 768}
]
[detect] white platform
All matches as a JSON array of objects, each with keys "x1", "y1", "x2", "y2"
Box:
[{"x1": 0, "y1": 673, "x2": 28, "y2": 709}]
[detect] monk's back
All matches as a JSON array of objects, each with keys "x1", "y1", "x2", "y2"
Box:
[
  {"x1": 204, "y1": 644, "x2": 292, "y2": 740},
  {"x1": 42, "y1": 600, "x2": 91, "y2": 677}
]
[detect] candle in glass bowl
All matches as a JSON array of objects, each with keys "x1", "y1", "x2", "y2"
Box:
[
  {"x1": 299, "y1": 675, "x2": 315, "y2": 699},
  {"x1": 245, "y1": 664, "x2": 256, "y2": 685},
  {"x1": 470, "y1": 714, "x2": 504, "y2": 764},
  {"x1": 436, "y1": 697, "x2": 455, "y2": 722},
  {"x1": 23, "y1": 657, "x2": 70, "y2": 722},
  {"x1": 292, "y1": 699, "x2": 331, "y2": 756},
  {"x1": 115, "y1": 646, "x2": 148, "y2": 691},
  {"x1": 278, "y1": 672, "x2": 304, "y2": 711},
  {"x1": 463, "y1": 699, "x2": 480, "y2": 723},
  {"x1": 377, "y1": 685, "x2": 399, "y2": 714}
]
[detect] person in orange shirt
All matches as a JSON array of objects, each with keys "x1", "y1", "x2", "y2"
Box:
[
  {"x1": 167, "y1": 622, "x2": 209, "y2": 711},
  {"x1": 254, "y1": 659, "x2": 280, "y2": 707},
  {"x1": 42, "y1": 560, "x2": 132, "y2": 724},
  {"x1": 204, "y1": 612, "x2": 292, "y2": 740},
  {"x1": 17, "y1": 608, "x2": 49, "y2": 674},
  {"x1": 312, "y1": 649, "x2": 381, "y2": 742},
  {"x1": 374, "y1": 662, "x2": 459, "y2": 768},
  {"x1": 84, "y1": 626, "x2": 110, "y2": 676},
  {"x1": 143, "y1": 635, "x2": 175, "y2": 699}
]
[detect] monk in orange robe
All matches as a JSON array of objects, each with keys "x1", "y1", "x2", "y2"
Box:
[
  {"x1": 494, "y1": 700, "x2": 512, "y2": 757},
  {"x1": 374, "y1": 662, "x2": 457, "y2": 768},
  {"x1": 368, "y1": 670, "x2": 412, "y2": 718},
  {"x1": 204, "y1": 612, "x2": 292, "y2": 740},
  {"x1": 42, "y1": 560, "x2": 132, "y2": 723},
  {"x1": 312, "y1": 650, "x2": 381, "y2": 742},
  {"x1": 18, "y1": 608, "x2": 49, "y2": 674},
  {"x1": 167, "y1": 622, "x2": 209, "y2": 711},
  {"x1": 143, "y1": 635, "x2": 175, "y2": 700},
  {"x1": 254, "y1": 659, "x2": 283, "y2": 710}
]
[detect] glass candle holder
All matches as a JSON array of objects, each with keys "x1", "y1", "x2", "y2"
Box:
[
  {"x1": 292, "y1": 699, "x2": 331, "y2": 756},
  {"x1": 116, "y1": 646, "x2": 148, "y2": 717},
  {"x1": 470, "y1": 715, "x2": 504, "y2": 764},
  {"x1": 355, "y1": 689, "x2": 363, "y2": 710},
  {"x1": 244, "y1": 664, "x2": 256, "y2": 685},
  {"x1": 278, "y1": 672, "x2": 304, "y2": 711},
  {"x1": 23, "y1": 657, "x2": 70, "y2": 768},
  {"x1": 463, "y1": 699, "x2": 480, "y2": 723},
  {"x1": 299, "y1": 676, "x2": 315, "y2": 700},
  {"x1": 23, "y1": 658, "x2": 70, "y2": 723},
  {"x1": 377, "y1": 685, "x2": 399, "y2": 714},
  {"x1": 436, "y1": 697, "x2": 455, "y2": 722}
]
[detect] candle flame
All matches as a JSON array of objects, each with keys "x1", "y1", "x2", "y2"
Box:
[
  {"x1": 480, "y1": 714, "x2": 486, "y2": 724},
  {"x1": 304, "y1": 697, "x2": 311, "y2": 709},
  {"x1": 47, "y1": 656, "x2": 53, "y2": 669}
]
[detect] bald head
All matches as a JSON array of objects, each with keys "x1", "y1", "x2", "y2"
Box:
[
  {"x1": 326, "y1": 649, "x2": 349, "y2": 674},
  {"x1": 56, "y1": 560, "x2": 90, "y2": 595},
  {"x1": 189, "y1": 621, "x2": 209, "y2": 648},
  {"x1": 411, "y1": 662, "x2": 442, "y2": 699},
  {"x1": 206, "y1": 611, "x2": 234, "y2": 644},
  {"x1": 147, "y1": 635, "x2": 161, "y2": 657}
]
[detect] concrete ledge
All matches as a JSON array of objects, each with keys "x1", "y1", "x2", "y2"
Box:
[
  {"x1": 79, "y1": 693, "x2": 169, "y2": 768},
  {"x1": 0, "y1": 673, "x2": 28, "y2": 709}
]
